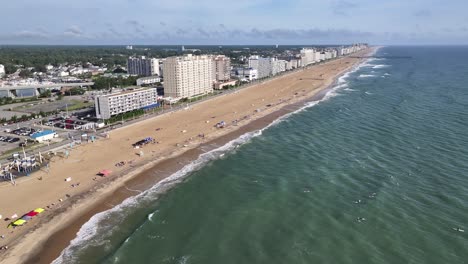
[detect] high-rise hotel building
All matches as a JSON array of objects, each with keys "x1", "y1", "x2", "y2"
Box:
[
  {"x1": 127, "y1": 56, "x2": 160, "y2": 77},
  {"x1": 163, "y1": 54, "x2": 214, "y2": 98},
  {"x1": 213, "y1": 55, "x2": 231, "y2": 82}
]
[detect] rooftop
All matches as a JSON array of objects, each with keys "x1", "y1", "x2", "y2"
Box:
[
  {"x1": 31, "y1": 130, "x2": 56, "y2": 139},
  {"x1": 101, "y1": 87, "x2": 157, "y2": 98}
]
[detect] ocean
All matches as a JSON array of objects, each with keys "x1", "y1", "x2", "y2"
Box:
[{"x1": 54, "y1": 46, "x2": 468, "y2": 264}]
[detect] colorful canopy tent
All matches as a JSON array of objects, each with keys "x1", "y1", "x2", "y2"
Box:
[
  {"x1": 33, "y1": 208, "x2": 45, "y2": 213},
  {"x1": 26, "y1": 211, "x2": 39, "y2": 217},
  {"x1": 21, "y1": 215, "x2": 33, "y2": 220},
  {"x1": 12, "y1": 219, "x2": 26, "y2": 226},
  {"x1": 99, "y1": 169, "x2": 112, "y2": 176}
]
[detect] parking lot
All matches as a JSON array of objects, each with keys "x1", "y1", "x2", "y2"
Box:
[
  {"x1": 44, "y1": 117, "x2": 98, "y2": 130},
  {"x1": 0, "y1": 133, "x2": 24, "y2": 155},
  {"x1": 0, "y1": 135, "x2": 20, "y2": 144}
]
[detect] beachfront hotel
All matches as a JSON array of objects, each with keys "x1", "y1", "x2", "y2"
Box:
[
  {"x1": 248, "y1": 56, "x2": 275, "y2": 79},
  {"x1": 213, "y1": 55, "x2": 231, "y2": 82},
  {"x1": 163, "y1": 54, "x2": 214, "y2": 98},
  {"x1": 95, "y1": 88, "x2": 159, "y2": 119},
  {"x1": 300, "y1": 48, "x2": 316, "y2": 66}
]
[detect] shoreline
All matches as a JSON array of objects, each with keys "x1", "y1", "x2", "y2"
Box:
[{"x1": 0, "y1": 48, "x2": 375, "y2": 264}]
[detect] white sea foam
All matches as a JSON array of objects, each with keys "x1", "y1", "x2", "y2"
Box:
[
  {"x1": 372, "y1": 64, "x2": 390, "y2": 69},
  {"x1": 358, "y1": 74, "x2": 376, "y2": 78},
  {"x1": 53, "y1": 56, "x2": 372, "y2": 264},
  {"x1": 343, "y1": 88, "x2": 357, "y2": 92},
  {"x1": 148, "y1": 212, "x2": 155, "y2": 221}
]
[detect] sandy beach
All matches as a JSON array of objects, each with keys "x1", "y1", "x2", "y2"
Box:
[{"x1": 0, "y1": 48, "x2": 374, "y2": 264}]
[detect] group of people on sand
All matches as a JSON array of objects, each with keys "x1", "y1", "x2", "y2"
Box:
[{"x1": 115, "y1": 161, "x2": 126, "y2": 167}]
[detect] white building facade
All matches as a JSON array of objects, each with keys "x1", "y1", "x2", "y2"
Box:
[
  {"x1": 300, "y1": 48, "x2": 316, "y2": 66},
  {"x1": 136, "y1": 76, "x2": 162, "y2": 86},
  {"x1": 248, "y1": 56, "x2": 274, "y2": 79},
  {"x1": 95, "y1": 88, "x2": 159, "y2": 119},
  {"x1": 271, "y1": 59, "x2": 287, "y2": 76},
  {"x1": 0, "y1": 64, "x2": 5, "y2": 78},
  {"x1": 163, "y1": 54, "x2": 214, "y2": 98}
]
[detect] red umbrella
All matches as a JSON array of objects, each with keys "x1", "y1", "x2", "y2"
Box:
[
  {"x1": 26, "y1": 211, "x2": 39, "y2": 217},
  {"x1": 99, "y1": 169, "x2": 112, "y2": 176}
]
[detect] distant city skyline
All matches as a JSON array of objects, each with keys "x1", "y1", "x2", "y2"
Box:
[{"x1": 1, "y1": 0, "x2": 468, "y2": 45}]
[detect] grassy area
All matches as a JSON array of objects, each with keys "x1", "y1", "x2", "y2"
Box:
[
  {"x1": 0, "y1": 142, "x2": 45, "y2": 160},
  {"x1": 0, "y1": 97, "x2": 39, "y2": 106},
  {"x1": 65, "y1": 100, "x2": 94, "y2": 111}
]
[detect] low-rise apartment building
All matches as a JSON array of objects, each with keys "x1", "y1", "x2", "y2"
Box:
[{"x1": 95, "y1": 88, "x2": 159, "y2": 119}]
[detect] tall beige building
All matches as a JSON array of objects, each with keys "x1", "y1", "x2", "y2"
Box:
[
  {"x1": 163, "y1": 54, "x2": 214, "y2": 98},
  {"x1": 213, "y1": 55, "x2": 231, "y2": 82}
]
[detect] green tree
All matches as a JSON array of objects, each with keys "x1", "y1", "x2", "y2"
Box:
[
  {"x1": 39, "y1": 90, "x2": 52, "y2": 98},
  {"x1": 19, "y1": 69, "x2": 32, "y2": 78},
  {"x1": 4, "y1": 64, "x2": 17, "y2": 74}
]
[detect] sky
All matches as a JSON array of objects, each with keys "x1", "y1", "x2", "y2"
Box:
[{"x1": 1, "y1": 0, "x2": 468, "y2": 45}]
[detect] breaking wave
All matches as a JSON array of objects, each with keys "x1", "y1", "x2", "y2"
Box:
[{"x1": 359, "y1": 74, "x2": 376, "y2": 78}]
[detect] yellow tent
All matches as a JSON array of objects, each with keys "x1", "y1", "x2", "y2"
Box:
[
  {"x1": 33, "y1": 208, "x2": 45, "y2": 213},
  {"x1": 13, "y1": 219, "x2": 26, "y2": 226}
]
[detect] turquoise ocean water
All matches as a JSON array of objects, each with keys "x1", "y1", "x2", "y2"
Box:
[{"x1": 54, "y1": 47, "x2": 468, "y2": 264}]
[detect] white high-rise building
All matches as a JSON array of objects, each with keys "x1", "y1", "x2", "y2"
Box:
[
  {"x1": 248, "y1": 56, "x2": 274, "y2": 79},
  {"x1": 95, "y1": 88, "x2": 159, "y2": 119},
  {"x1": 272, "y1": 59, "x2": 287, "y2": 76},
  {"x1": 300, "y1": 48, "x2": 316, "y2": 66},
  {"x1": 163, "y1": 54, "x2": 214, "y2": 98},
  {"x1": 0, "y1": 64, "x2": 5, "y2": 78},
  {"x1": 213, "y1": 55, "x2": 231, "y2": 82},
  {"x1": 314, "y1": 51, "x2": 322, "y2": 62},
  {"x1": 127, "y1": 56, "x2": 160, "y2": 76}
]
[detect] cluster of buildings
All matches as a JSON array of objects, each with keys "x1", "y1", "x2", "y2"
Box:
[
  {"x1": 232, "y1": 44, "x2": 367, "y2": 81},
  {"x1": 94, "y1": 43, "x2": 367, "y2": 120},
  {"x1": 2, "y1": 43, "x2": 368, "y2": 121},
  {"x1": 43, "y1": 63, "x2": 106, "y2": 78},
  {"x1": 0, "y1": 63, "x2": 104, "y2": 89}
]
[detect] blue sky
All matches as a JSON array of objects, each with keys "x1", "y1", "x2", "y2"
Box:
[{"x1": 1, "y1": 0, "x2": 467, "y2": 45}]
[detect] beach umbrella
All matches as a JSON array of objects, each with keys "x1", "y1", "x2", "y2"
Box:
[
  {"x1": 13, "y1": 219, "x2": 26, "y2": 226},
  {"x1": 33, "y1": 208, "x2": 45, "y2": 213},
  {"x1": 26, "y1": 211, "x2": 39, "y2": 217},
  {"x1": 99, "y1": 169, "x2": 112, "y2": 176}
]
